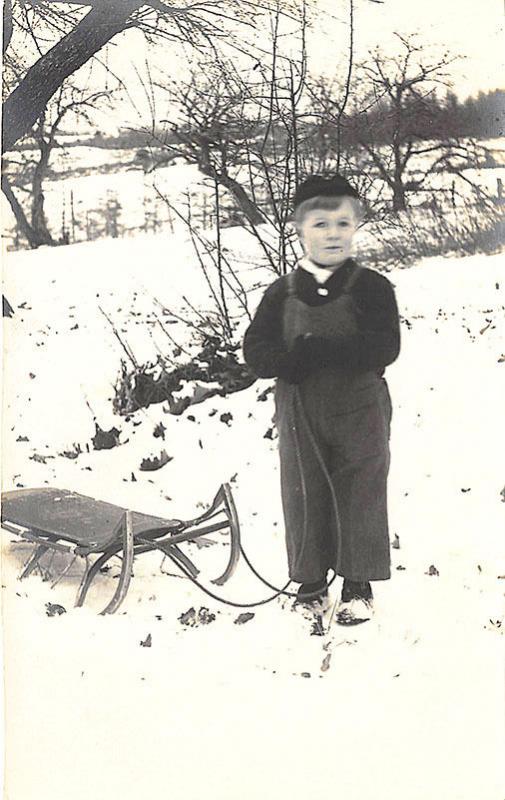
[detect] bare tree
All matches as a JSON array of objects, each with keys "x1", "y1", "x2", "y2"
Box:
[
  {"x1": 319, "y1": 34, "x2": 487, "y2": 212},
  {"x1": 150, "y1": 2, "x2": 310, "y2": 273},
  {"x1": 2, "y1": 84, "x2": 112, "y2": 248},
  {"x1": 158, "y1": 64, "x2": 266, "y2": 226},
  {"x1": 2, "y1": 0, "x2": 299, "y2": 155}
]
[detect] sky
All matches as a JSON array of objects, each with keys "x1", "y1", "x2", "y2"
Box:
[
  {"x1": 74, "y1": 0, "x2": 505, "y2": 133},
  {"x1": 310, "y1": 0, "x2": 504, "y2": 95}
]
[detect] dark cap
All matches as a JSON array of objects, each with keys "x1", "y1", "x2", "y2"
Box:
[{"x1": 293, "y1": 174, "x2": 359, "y2": 209}]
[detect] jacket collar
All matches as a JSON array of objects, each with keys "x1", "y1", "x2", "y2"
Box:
[{"x1": 298, "y1": 256, "x2": 354, "y2": 285}]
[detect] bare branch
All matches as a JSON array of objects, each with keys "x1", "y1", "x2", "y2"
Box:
[
  {"x1": 3, "y1": 0, "x2": 143, "y2": 153},
  {"x1": 335, "y1": 0, "x2": 354, "y2": 170}
]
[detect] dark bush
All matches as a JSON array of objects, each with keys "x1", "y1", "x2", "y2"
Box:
[{"x1": 113, "y1": 335, "x2": 255, "y2": 415}]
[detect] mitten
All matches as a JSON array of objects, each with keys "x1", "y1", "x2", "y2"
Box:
[{"x1": 279, "y1": 334, "x2": 325, "y2": 384}]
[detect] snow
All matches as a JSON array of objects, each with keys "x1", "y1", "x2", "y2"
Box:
[
  {"x1": 6, "y1": 145, "x2": 136, "y2": 174},
  {"x1": 1, "y1": 232, "x2": 504, "y2": 800},
  {"x1": 1, "y1": 160, "x2": 229, "y2": 249}
]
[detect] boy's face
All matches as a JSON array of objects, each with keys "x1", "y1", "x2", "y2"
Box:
[{"x1": 297, "y1": 198, "x2": 358, "y2": 268}]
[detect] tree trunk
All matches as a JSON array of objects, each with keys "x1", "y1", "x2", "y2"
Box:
[
  {"x1": 31, "y1": 190, "x2": 55, "y2": 245},
  {"x1": 1, "y1": 175, "x2": 54, "y2": 248},
  {"x1": 2, "y1": 0, "x2": 143, "y2": 153},
  {"x1": 198, "y1": 155, "x2": 265, "y2": 225},
  {"x1": 173, "y1": 132, "x2": 266, "y2": 227},
  {"x1": 31, "y1": 138, "x2": 55, "y2": 245},
  {"x1": 392, "y1": 183, "x2": 407, "y2": 212},
  {"x1": 392, "y1": 137, "x2": 407, "y2": 212},
  {"x1": 2, "y1": 0, "x2": 12, "y2": 55},
  {"x1": 218, "y1": 173, "x2": 265, "y2": 226}
]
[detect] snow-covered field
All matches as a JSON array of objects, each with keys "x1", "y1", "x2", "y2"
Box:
[
  {"x1": 3, "y1": 138, "x2": 504, "y2": 250},
  {"x1": 1, "y1": 161, "x2": 217, "y2": 248},
  {"x1": 1, "y1": 231, "x2": 504, "y2": 800}
]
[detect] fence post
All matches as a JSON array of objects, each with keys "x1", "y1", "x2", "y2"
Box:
[
  {"x1": 70, "y1": 190, "x2": 76, "y2": 242},
  {"x1": 61, "y1": 194, "x2": 69, "y2": 244},
  {"x1": 202, "y1": 193, "x2": 208, "y2": 229}
]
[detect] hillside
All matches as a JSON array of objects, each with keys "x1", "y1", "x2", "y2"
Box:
[{"x1": 2, "y1": 231, "x2": 504, "y2": 800}]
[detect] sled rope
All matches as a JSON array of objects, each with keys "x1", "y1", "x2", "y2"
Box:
[
  {"x1": 291, "y1": 384, "x2": 311, "y2": 578},
  {"x1": 157, "y1": 386, "x2": 343, "y2": 615}
]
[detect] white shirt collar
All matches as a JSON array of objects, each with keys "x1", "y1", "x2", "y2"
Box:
[{"x1": 298, "y1": 256, "x2": 339, "y2": 284}]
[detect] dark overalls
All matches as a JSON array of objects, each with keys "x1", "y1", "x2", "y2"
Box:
[{"x1": 243, "y1": 259, "x2": 399, "y2": 585}]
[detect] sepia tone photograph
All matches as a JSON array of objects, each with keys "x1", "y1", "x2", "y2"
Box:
[{"x1": 1, "y1": 1, "x2": 504, "y2": 798}]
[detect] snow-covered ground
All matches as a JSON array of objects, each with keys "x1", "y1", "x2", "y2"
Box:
[{"x1": 1, "y1": 232, "x2": 504, "y2": 800}]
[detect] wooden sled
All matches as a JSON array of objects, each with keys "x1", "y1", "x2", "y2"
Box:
[{"x1": 1, "y1": 484, "x2": 240, "y2": 614}]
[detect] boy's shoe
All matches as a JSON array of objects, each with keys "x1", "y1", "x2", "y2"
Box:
[
  {"x1": 335, "y1": 597, "x2": 373, "y2": 626},
  {"x1": 335, "y1": 579, "x2": 373, "y2": 626},
  {"x1": 341, "y1": 579, "x2": 373, "y2": 603},
  {"x1": 294, "y1": 578, "x2": 329, "y2": 606}
]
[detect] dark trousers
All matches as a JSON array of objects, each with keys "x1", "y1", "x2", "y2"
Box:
[{"x1": 275, "y1": 372, "x2": 392, "y2": 584}]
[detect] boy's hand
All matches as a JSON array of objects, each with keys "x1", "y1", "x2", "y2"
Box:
[
  {"x1": 282, "y1": 334, "x2": 327, "y2": 383},
  {"x1": 295, "y1": 332, "x2": 333, "y2": 361}
]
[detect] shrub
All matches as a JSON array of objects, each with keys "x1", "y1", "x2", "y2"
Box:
[
  {"x1": 360, "y1": 198, "x2": 504, "y2": 269},
  {"x1": 113, "y1": 335, "x2": 255, "y2": 415}
]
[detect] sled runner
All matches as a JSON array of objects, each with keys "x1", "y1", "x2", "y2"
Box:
[{"x1": 1, "y1": 484, "x2": 240, "y2": 614}]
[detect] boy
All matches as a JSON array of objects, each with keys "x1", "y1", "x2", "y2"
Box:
[{"x1": 243, "y1": 175, "x2": 400, "y2": 625}]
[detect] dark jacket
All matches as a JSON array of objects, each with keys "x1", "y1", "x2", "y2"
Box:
[{"x1": 243, "y1": 259, "x2": 400, "y2": 383}]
